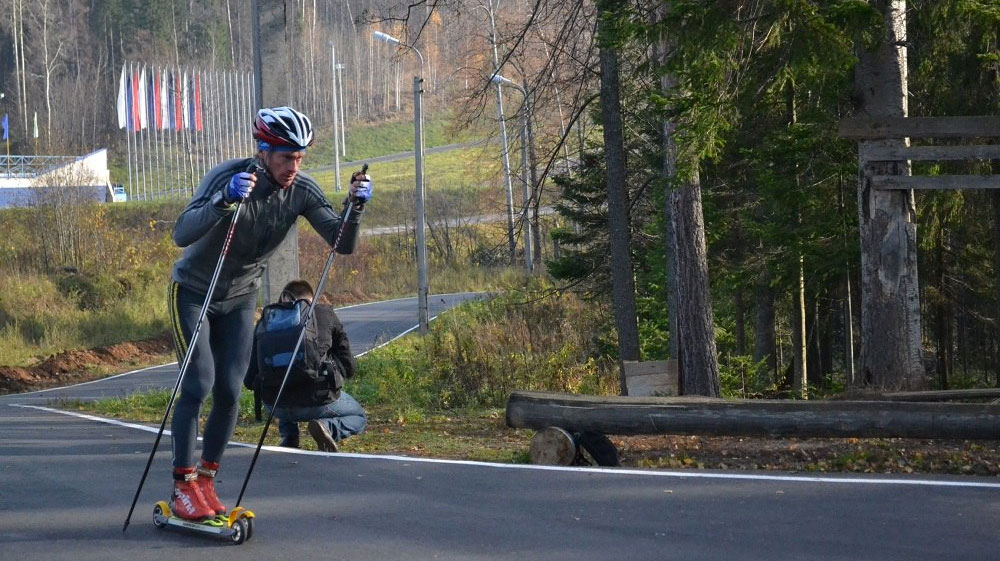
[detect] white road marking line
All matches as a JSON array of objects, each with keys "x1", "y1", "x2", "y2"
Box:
[
  {"x1": 10, "y1": 403, "x2": 1000, "y2": 490},
  {"x1": 2, "y1": 362, "x2": 178, "y2": 397}
]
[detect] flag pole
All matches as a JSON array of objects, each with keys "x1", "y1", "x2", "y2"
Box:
[{"x1": 124, "y1": 63, "x2": 133, "y2": 199}]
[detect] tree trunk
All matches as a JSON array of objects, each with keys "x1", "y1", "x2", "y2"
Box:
[
  {"x1": 934, "y1": 227, "x2": 951, "y2": 390},
  {"x1": 671, "y1": 167, "x2": 721, "y2": 397},
  {"x1": 735, "y1": 285, "x2": 746, "y2": 356},
  {"x1": 818, "y1": 296, "x2": 834, "y2": 380},
  {"x1": 41, "y1": 0, "x2": 55, "y2": 150},
  {"x1": 993, "y1": 174, "x2": 1000, "y2": 387},
  {"x1": 597, "y1": 3, "x2": 641, "y2": 394},
  {"x1": 656, "y1": 6, "x2": 720, "y2": 398},
  {"x1": 656, "y1": 10, "x2": 680, "y2": 369},
  {"x1": 855, "y1": 0, "x2": 925, "y2": 390},
  {"x1": 754, "y1": 271, "x2": 777, "y2": 383},
  {"x1": 16, "y1": 0, "x2": 30, "y2": 138},
  {"x1": 793, "y1": 256, "x2": 807, "y2": 398},
  {"x1": 506, "y1": 390, "x2": 1000, "y2": 440}
]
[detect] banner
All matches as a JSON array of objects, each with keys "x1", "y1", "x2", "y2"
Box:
[
  {"x1": 165, "y1": 70, "x2": 175, "y2": 131},
  {"x1": 2, "y1": 114, "x2": 8, "y2": 141},
  {"x1": 149, "y1": 69, "x2": 159, "y2": 130},
  {"x1": 115, "y1": 62, "x2": 220, "y2": 136},
  {"x1": 193, "y1": 73, "x2": 203, "y2": 132},
  {"x1": 174, "y1": 70, "x2": 183, "y2": 131},
  {"x1": 126, "y1": 69, "x2": 136, "y2": 132},
  {"x1": 181, "y1": 71, "x2": 191, "y2": 130},
  {"x1": 137, "y1": 66, "x2": 148, "y2": 130},
  {"x1": 158, "y1": 70, "x2": 166, "y2": 130},
  {"x1": 116, "y1": 65, "x2": 127, "y2": 129}
]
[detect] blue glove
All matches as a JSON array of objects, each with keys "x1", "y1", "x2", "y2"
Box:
[
  {"x1": 225, "y1": 172, "x2": 254, "y2": 203},
  {"x1": 352, "y1": 178, "x2": 372, "y2": 204}
]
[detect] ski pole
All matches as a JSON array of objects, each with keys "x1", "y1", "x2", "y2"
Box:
[
  {"x1": 122, "y1": 163, "x2": 259, "y2": 533},
  {"x1": 235, "y1": 197, "x2": 357, "y2": 508}
]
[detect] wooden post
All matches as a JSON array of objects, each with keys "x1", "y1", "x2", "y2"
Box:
[{"x1": 623, "y1": 360, "x2": 678, "y2": 396}]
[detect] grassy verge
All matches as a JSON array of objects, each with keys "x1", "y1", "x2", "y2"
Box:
[
  {"x1": 56, "y1": 390, "x2": 532, "y2": 463},
  {"x1": 1, "y1": 126, "x2": 518, "y2": 366},
  {"x1": 107, "y1": 113, "x2": 491, "y2": 193},
  {"x1": 309, "y1": 143, "x2": 507, "y2": 232},
  {"x1": 58, "y1": 285, "x2": 616, "y2": 463}
]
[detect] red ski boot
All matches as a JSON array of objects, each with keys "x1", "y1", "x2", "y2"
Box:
[
  {"x1": 196, "y1": 460, "x2": 227, "y2": 516},
  {"x1": 171, "y1": 467, "x2": 215, "y2": 521}
]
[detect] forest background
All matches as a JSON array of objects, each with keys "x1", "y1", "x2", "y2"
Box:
[{"x1": 0, "y1": 0, "x2": 998, "y2": 415}]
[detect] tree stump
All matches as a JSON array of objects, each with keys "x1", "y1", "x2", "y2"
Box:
[{"x1": 529, "y1": 426, "x2": 577, "y2": 465}]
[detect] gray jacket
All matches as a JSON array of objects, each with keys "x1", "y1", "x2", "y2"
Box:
[{"x1": 171, "y1": 157, "x2": 361, "y2": 300}]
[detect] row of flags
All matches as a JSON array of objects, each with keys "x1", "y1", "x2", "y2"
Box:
[
  {"x1": 1, "y1": 113, "x2": 40, "y2": 141},
  {"x1": 116, "y1": 64, "x2": 203, "y2": 132}
]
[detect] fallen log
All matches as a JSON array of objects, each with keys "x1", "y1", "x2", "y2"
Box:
[
  {"x1": 880, "y1": 388, "x2": 1000, "y2": 402},
  {"x1": 505, "y1": 391, "x2": 1000, "y2": 440}
]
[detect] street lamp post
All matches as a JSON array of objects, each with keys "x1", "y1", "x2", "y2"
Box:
[
  {"x1": 491, "y1": 74, "x2": 533, "y2": 272},
  {"x1": 482, "y1": 4, "x2": 517, "y2": 264},
  {"x1": 330, "y1": 43, "x2": 342, "y2": 192},
  {"x1": 335, "y1": 62, "x2": 347, "y2": 156},
  {"x1": 373, "y1": 31, "x2": 430, "y2": 334}
]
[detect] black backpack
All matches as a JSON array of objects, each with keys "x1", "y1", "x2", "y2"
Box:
[{"x1": 255, "y1": 299, "x2": 326, "y2": 406}]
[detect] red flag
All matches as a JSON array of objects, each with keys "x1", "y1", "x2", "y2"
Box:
[
  {"x1": 153, "y1": 69, "x2": 162, "y2": 130},
  {"x1": 174, "y1": 70, "x2": 183, "y2": 131},
  {"x1": 130, "y1": 70, "x2": 140, "y2": 131},
  {"x1": 194, "y1": 73, "x2": 203, "y2": 132}
]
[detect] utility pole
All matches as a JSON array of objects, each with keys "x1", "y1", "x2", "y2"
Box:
[
  {"x1": 482, "y1": 2, "x2": 516, "y2": 263},
  {"x1": 374, "y1": 31, "x2": 429, "y2": 334},
  {"x1": 254, "y1": 0, "x2": 300, "y2": 305},
  {"x1": 491, "y1": 74, "x2": 533, "y2": 272}
]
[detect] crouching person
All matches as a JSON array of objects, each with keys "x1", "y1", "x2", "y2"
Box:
[{"x1": 244, "y1": 279, "x2": 367, "y2": 451}]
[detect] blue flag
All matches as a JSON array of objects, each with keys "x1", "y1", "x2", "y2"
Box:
[{"x1": 2, "y1": 114, "x2": 8, "y2": 141}]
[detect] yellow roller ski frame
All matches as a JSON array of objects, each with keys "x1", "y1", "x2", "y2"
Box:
[{"x1": 152, "y1": 501, "x2": 255, "y2": 545}]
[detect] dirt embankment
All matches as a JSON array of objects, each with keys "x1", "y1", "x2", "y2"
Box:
[{"x1": 0, "y1": 334, "x2": 174, "y2": 395}]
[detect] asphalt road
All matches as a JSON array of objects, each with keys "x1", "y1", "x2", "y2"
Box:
[{"x1": 2, "y1": 293, "x2": 999, "y2": 560}]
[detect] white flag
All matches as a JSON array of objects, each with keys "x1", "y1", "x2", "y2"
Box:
[
  {"x1": 160, "y1": 69, "x2": 170, "y2": 130},
  {"x1": 181, "y1": 71, "x2": 191, "y2": 130},
  {"x1": 138, "y1": 66, "x2": 148, "y2": 130},
  {"x1": 116, "y1": 64, "x2": 127, "y2": 129}
]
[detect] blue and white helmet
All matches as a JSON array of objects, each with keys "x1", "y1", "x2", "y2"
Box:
[{"x1": 252, "y1": 106, "x2": 314, "y2": 150}]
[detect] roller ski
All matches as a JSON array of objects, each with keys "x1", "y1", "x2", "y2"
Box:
[
  {"x1": 152, "y1": 465, "x2": 254, "y2": 545},
  {"x1": 152, "y1": 501, "x2": 254, "y2": 545}
]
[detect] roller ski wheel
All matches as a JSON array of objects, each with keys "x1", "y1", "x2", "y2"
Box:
[{"x1": 152, "y1": 500, "x2": 255, "y2": 545}]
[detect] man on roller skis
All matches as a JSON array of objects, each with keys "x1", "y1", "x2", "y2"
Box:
[{"x1": 166, "y1": 106, "x2": 371, "y2": 521}]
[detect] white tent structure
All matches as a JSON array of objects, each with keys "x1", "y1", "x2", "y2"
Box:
[{"x1": 0, "y1": 149, "x2": 115, "y2": 208}]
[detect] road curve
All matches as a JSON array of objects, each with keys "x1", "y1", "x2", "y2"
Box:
[{"x1": 1, "y1": 293, "x2": 998, "y2": 560}]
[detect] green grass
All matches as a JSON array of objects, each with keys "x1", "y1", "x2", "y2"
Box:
[
  {"x1": 311, "y1": 143, "x2": 502, "y2": 194},
  {"x1": 0, "y1": 272, "x2": 171, "y2": 367},
  {"x1": 309, "y1": 144, "x2": 507, "y2": 230},
  {"x1": 329, "y1": 114, "x2": 488, "y2": 163},
  {"x1": 107, "y1": 113, "x2": 491, "y2": 190},
  {"x1": 2, "y1": 128, "x2": 519, "y2": 367},
  {"x1": 56, "y1": 286, "x2": 614, "y2": 463},
  {"x1": 57, "y1": 388, "x2": 532, "y2": 461}
]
